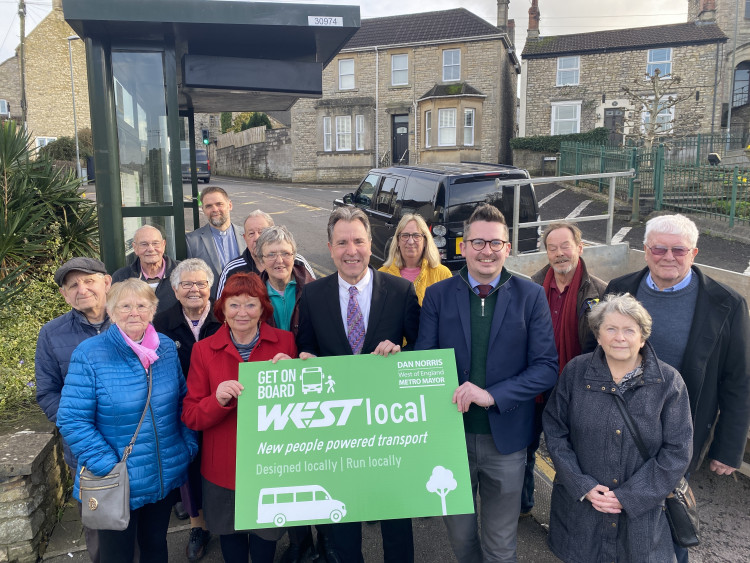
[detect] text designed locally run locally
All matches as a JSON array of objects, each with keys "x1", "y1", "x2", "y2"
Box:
[{"x1": 235, "y1": 350, "x2": 474, "y2": 529}]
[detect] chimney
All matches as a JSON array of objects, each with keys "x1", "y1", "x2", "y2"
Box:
[
  {"x1": 528, "y1": 0, "x2": 540, "y2": 41},
  {"x1": 497, "y1": 0, "x2": 509, "y2": 32},
  {"x1": 507, "y1": 19, "x2": 516, "y2": 47},
  {"x1": 698, "y1": 0, "x2": 717, "y2": 22}
]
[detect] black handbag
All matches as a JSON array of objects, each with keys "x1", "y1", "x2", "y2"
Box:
[
  {"x1": 79, "y1": 366, "x2": 153, "y2": 531},
  {"x1": 613, "y1": 397, "x2": 700, "y2": 548}
]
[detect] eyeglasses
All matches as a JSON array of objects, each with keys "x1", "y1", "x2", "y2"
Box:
[
  {"x1": 136, "y1": 241, "x2": 163, "y2": 249},
  {"x1": 645, "y1": 244, "x2": 692, "y2": 257},
  {"x1": 263, "y1": 251, "x2": 294, "y2": 261},
  {"x1": 466, "y1": 238, "x2": 507, "y2": 251},
  {"x1": 399, "y1": 232, "x2": 424, "y2": 242},
  {"x1": 115, "y1": 304, "x2": 152, "y2": 314},
  {"x1": 179, "y1": 281, "x2": 209, "y2": 289}
]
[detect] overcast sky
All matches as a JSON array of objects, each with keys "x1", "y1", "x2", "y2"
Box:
[{"x1": 0, "y1": 0, "x2": 688, "y2": 66}]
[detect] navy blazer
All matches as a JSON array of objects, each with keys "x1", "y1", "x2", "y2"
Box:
[
  {"x1": 296, "y1": 268, "x2": 420, "y2": 357},
  {"x1": 415, "y1": 270, "x2": 558, "y2": 454}
]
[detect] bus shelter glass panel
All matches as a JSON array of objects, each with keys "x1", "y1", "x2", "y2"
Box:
[{"x1": 112, "y1": 51, "x2": 175, "y2": 256}]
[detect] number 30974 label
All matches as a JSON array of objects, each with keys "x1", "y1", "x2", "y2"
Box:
[{"x1": 308, "y1": 16, "x2": 343, "y2": 27}]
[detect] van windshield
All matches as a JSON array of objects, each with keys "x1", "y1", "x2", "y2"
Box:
[
  {"x1": 446, "y1": 174, "x2": 534, "y2": 224},
  {"x1": 180, "y1": 148, "x2": 208, "y2": 163}
]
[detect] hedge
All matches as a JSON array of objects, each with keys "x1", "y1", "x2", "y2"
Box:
[{"x1": 510, "y1": 127, "x2": 610, "y2": 153}]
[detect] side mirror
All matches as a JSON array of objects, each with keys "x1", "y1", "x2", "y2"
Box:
[{"x1": 343, "y1": 193, "x2": 354, "y2": 204}]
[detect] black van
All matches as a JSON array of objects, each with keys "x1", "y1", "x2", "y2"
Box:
[
  {"x1": 334, "y1": 162, "x2": 539, "y2": 270},
  {"x1": 181, "y1": 147, "x2": 211, "y2": 183}
]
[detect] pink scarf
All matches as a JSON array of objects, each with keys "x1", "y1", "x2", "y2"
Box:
[{"x1": 118, "y1": 324, "x2": 160, "y2": 369}]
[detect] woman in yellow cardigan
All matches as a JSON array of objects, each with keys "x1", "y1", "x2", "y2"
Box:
[{"x1": 379, "y1": 214, "x2": 452, "y2": 305}]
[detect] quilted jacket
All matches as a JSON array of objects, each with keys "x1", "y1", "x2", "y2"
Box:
[{"x1": 57, "y1": 325, "x2": 198, "y2": 510}]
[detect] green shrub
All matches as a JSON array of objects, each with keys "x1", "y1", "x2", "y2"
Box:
[
  {"x1": 38, "y1": 128, "x2": 93, "y2": 161},
  {"x1": 510, "y1": 127, "x2": 611, "y2": 153},
  {"x1": 0, "y1": 276, "x2": 68, "y2": 420},
  {"x1": 710, "y1": 199, "x2": 750, "y2": 219}
]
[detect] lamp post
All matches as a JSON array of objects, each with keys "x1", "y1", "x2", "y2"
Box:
[{"x1": 67, "y1": 35, "x2": 83, "y2": 181}]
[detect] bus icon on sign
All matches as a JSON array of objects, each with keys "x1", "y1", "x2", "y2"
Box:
[
  {"x1": 258, "y1": 485, "x2": 347, "y2": 527},
  {"x1": 301, "y1": 367, "x2": 324, "y2": 394}
]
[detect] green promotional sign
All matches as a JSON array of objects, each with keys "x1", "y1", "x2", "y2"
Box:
[{"x1": 235, "y1": 350, "x2": 473, "y2": 530}]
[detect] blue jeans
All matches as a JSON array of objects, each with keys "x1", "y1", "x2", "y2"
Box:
[{"x1": 444, "y1": 433, "x2": 526, "y2": 563}]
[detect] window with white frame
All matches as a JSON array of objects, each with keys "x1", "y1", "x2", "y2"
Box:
[
  {"x1": 339, "y1": 59, "x2": 354, "y2": 90},
  {"x1": 391, "y1": 54, "x2": 408, "y2": 86},
  {"x1": 335, "y1": 116, "x2": 352, "y2": 150},
  {"x1": 35, "y1": 136, "x2": 57, "y2": 148},
  {"x1": 550, "y1": 102, "x2": 581, "y2": 135},
  {"x1": 642, "y1": 98, "x2": 674, "y2": 133},
  {"x1": 556, "y1": 56, "x2": 580, "y2": 86},
  {"x1": 323, "y1": 117, "x2": 332, "y2": 151},
  {"x1": 355, "y1": 115, "x2": 365, "y2": 150},
  {"x1": 647, "y1": 48, "x2": 672, "y2": 78},
  {"x1": 425, "y1": 111, "x2": 432, "y2": 148},
  {"x1": 438, "y1": 108, "x2": 456, "y2": 146},
  {"x1": 443, "y1": 49, "x2": 461, "y2": 82},
  {"x1": 464, "y1": 109, "x2": 475, "y2": 146},
  {"x1": 0, "y1": 99, "x2": 9, "y2": 117}
]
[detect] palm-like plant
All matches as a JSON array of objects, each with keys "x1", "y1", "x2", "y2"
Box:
[{"x1": 0, "y1": 120, "x2": 98, "y2": 305}]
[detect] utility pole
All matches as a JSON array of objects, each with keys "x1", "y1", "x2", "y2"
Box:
[{"x1": 19, "y1": 0, "x2": 27, "y2": 129}]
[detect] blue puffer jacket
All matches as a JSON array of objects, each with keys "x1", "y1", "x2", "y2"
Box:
[{"x1": 57, "y1": 325, "x2": 198, "y2": 510}]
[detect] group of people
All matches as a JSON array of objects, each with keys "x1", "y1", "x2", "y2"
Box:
[{"x1": 35, "y1": 182, "x2": 749, "y2": 563}]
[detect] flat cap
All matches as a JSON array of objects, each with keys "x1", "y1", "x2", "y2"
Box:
[{"x1": 54, "y1": 257, "x2": 107, "y2": 287}]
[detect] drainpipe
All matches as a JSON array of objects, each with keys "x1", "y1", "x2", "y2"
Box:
[
  {"x1": 709, "y1": 40, "x2": 720, "y2": 152},
  {"x1": 375, "y1": 46, "x2": 379, "y2": 166},
  {"x1": 725, "y1": 0, "x2": 739, "y2": 151},
  {"x1": 413, "y1": 47, "x2": 418, "y2": 165}
]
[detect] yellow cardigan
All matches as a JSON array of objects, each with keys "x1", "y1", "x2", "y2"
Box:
[{"x1": 379, "y1": 259, "x2": 452, "y2": 305}]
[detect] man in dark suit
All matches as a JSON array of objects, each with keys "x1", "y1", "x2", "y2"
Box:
[
  {"x1": 185, "y1": 186, "x2": 246, "y2": 298},
  {"x1": 296, "y1": 206, "x2": 420, "y2": 563},
  {"x1": 415, "y1": 204, "x2": 558, "y2": 563}
]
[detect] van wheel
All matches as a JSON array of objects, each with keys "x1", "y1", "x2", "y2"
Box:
[
  {"x1": 330, "y1": 510, "x2": 343, "y2": 523},
  {"x1": 273, "y1": 514, "x2": 286, "y2": 527}
]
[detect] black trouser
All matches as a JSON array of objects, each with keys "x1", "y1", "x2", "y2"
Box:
[
  {"x1": 98, "y1": 494, "x2": 172, "y2": 563},
  {"x1": 218, "y1": 532, "x2": 277, "y2": 563},
  {"x1": 319, "y1": 518, "x2": 414, "y2": 563}
]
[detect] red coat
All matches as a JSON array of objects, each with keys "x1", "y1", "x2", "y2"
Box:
[{"x1": 182, "y1": 323, "x2": 297, "y2": 489}]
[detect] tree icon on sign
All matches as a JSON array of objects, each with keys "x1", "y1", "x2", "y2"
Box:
[{"x1": 426, "y1": 466, "x2": 457, "y2": 515}]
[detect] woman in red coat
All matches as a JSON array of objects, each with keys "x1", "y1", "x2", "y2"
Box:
[{"x1": 182, "y1": 273, "x2": 296, "y2": 563}]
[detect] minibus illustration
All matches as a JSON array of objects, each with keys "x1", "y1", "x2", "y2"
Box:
[{"x1": 257, "y1": 485, "x2": 346, "y2": 526}]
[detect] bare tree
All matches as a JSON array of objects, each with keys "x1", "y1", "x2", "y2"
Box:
[{"x1": 621, "y1": 69, "x2": 696, "y2": 151}]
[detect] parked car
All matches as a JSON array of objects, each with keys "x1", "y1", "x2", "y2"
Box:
[
  {"x1": 334, "y1": 163, "x2": 539, "y2": 270},
  {"x1": 181, "y1": 147, "x2": 211, "y2": 183}
]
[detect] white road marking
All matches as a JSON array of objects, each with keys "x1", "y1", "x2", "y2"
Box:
[
  {"x1": 744, "y1": 261, "x2": 750, "y2": 276},
  {"x1": 538, "y1": 189, "x2": 564, "y2": 207},
  {"x1": 566, "y1": 200, "x2": 592, "y2": 219},
  {"x1": 611, "y1": 227, "x2": 632, "y2": 245}
]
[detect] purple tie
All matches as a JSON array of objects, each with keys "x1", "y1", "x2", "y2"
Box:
[
  {"x1": 476, "y1": 284, "x2": 493, "y2": 298},
  {"x1": 347, "y1": 286, "x2": 365, "y2": 355}
]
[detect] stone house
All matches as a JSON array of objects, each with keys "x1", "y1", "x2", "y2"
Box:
[
  {"x1": 0, "y1": 54, "x2": 21, "y2": 123},
  {"x1": 519, "y1": 0, "x2": 727, "y2": 144},
  {"x1": 291, "y1": 3, "x2": 520, "y2": 183}
]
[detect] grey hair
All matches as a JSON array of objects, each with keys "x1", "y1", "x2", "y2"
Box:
[
  {"x1": 106, "y1": 279, "x2": 158, "y2": 316},
  {"x1": 588, "y1": 293, "x2": 652, "y2": 341},
  {"x1": 133, "y1": 224, "x2": 165, "y2": 242},
  {"x1": 169, "y1": 258, "x2": 215, "y2": 290},
  {"x1": 255, "y1": 225, "x2": 297, "y2": 259},
  {"x1": 541, "y1": 222, "x2": 582, "y2": 248},
  {"x1": 327, "y1": 206, "x2": 371, "y2": 243},
  {"x1": 244, "y1": 210, "x2": 274, "y2": 228},
  {"x1": 643, "y1": 214, "x2": 699, "y2": 248}
]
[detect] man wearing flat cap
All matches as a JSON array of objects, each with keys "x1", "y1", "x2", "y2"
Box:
[{"x1": 36, "y1": 257, "x2": 112, "y2": 563}]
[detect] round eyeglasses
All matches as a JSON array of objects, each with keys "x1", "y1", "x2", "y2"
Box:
[{"x1": 466, "y1": 238, "x2": 507, "y2": 251}]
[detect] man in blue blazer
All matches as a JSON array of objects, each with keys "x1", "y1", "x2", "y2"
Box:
[
  {"x1": 297, "y1": 206, "x2": 420, "y2": 563},
  {"x1": 415, "y1": 204, "x2": 558, "y2": 563},
  {"x1": 185, "y1": 186, "x2": 246, "y2": 298}
]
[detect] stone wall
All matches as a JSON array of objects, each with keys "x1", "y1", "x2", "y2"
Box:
[
  {"x1": 524, "y1": 42, "x2": 721, "y2": 139},
  {"x1": 511, "y1": 149, "x2": 558, "y2": 176},
  {"x1": 25, "y1": 6, "x2": 90, "y2": 145},
  {"x1": 0, "y1": 55, "x2": 21, "y2": 121},
  {"x1": 0, "y1": 420, "x2": 67, "y2": 563},
  {"x1": 214, "y1": 128, "x2": 293, "y2": 181}
]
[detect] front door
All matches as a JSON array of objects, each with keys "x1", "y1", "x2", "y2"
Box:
[
  {"x1": 604, "y1": 109, "x2": 624, "y2": 145},
  {"x1": 392, "y1": 114, "x2": 409, "y2": 164}
]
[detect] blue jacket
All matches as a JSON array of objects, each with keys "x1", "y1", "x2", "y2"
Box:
[
  {"x1": 35, "y1": 308, "x2": 111, "y2": 467},
  {"x1": 415, "y1": 267, "x2": 558, "y2": 454},
  {"x1": 57, "y1": 325, "x2": 198, "y2": 510}
]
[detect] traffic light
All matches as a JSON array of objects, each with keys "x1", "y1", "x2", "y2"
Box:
[{"x1": 202, "y1": 129, "x2": 210, "y2": 145}]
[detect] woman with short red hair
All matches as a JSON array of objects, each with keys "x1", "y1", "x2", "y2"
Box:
[{"x1": 182, "y1": 273, "x2": 296, "y2": 563}]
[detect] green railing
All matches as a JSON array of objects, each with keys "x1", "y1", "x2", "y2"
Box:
[{"x1": 559, "y1": 138, "x2": 750, "y2": 226}]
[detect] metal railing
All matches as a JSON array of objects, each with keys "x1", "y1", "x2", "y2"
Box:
[{"x1": 491, "y1": 170, "x2": 636, "y2": 256}]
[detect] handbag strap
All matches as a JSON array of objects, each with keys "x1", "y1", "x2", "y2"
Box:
[
  {"x1": 121, "y1": 365, "x2": 153, "y2": 462},
  {"x1": 613, "y1": 396, "x2": 651, "y2": 463}
]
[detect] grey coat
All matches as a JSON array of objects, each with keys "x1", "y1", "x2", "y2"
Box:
[{"x1": 543, "y1": 342, "x2": 692, "y2": 563}]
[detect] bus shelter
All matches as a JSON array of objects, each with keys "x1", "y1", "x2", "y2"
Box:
[{"x1": 62, "y1": 0, "x2": 359, "y2": 271}]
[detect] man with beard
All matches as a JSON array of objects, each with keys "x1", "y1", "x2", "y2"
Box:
[
  {"x1": 186, "y1": 186, "x2": 246, "y2": 298},
  {"x1": 523, "y1": 222, "x2": 606, "y2": 516}
]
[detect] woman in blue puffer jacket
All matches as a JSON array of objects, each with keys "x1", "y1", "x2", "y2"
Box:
[{"x1": 58, "y1": 279, "x2": 198, "y2": 563}]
